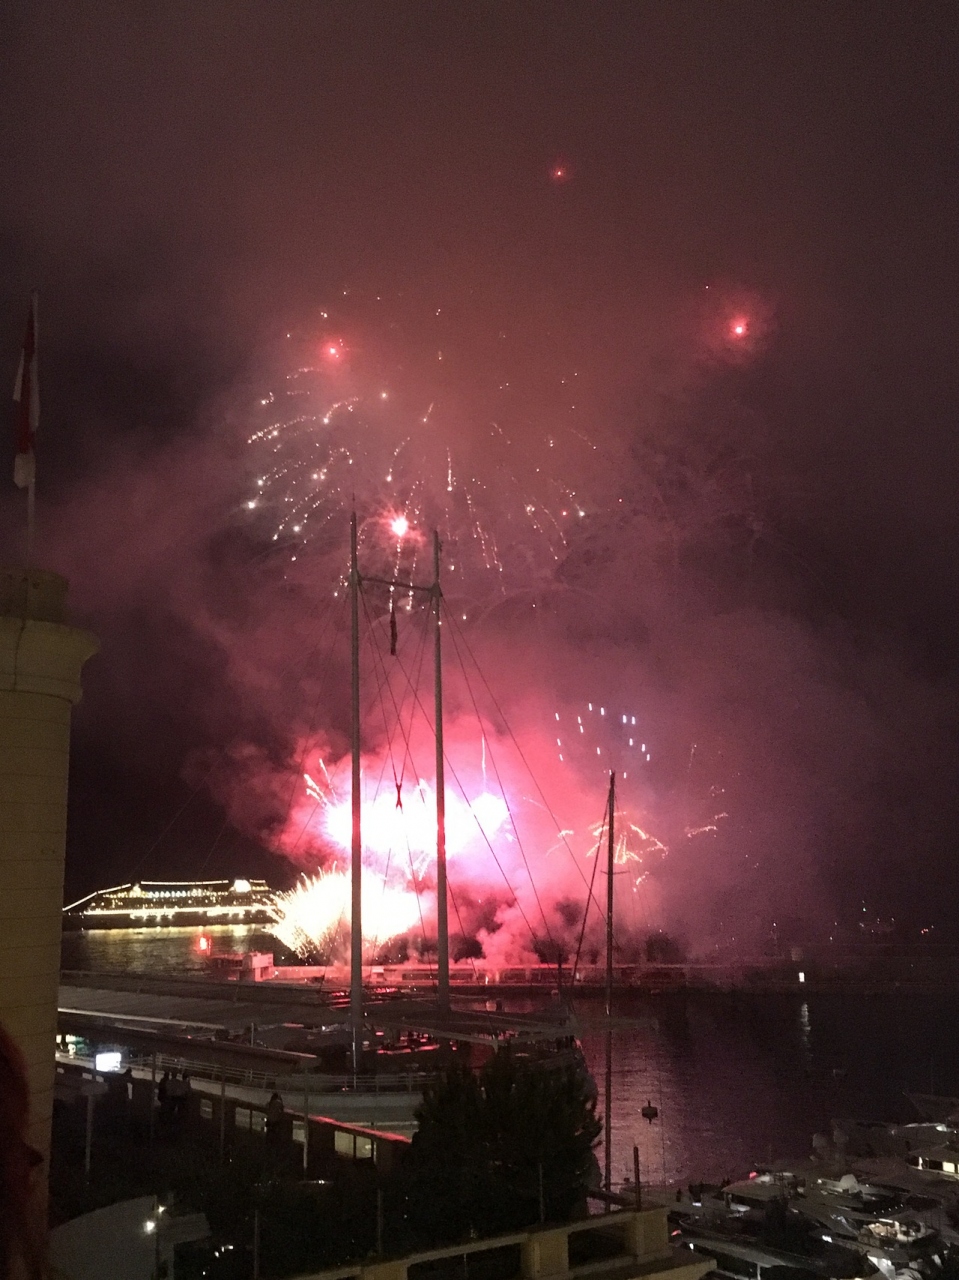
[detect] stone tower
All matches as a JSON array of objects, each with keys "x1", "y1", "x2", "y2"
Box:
[{"x1": 0, "y1": 568, "x2": 97, "y2": 1167}]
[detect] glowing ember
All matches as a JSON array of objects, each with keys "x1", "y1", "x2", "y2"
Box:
[
  {"x1": 269, "y1": 868, "x2": 421, "y2": 958},
  {"x1": 246, "y1": 353, "x2": 578, "y2": 594},
  {"x1": 588, "y1": 807, "x2": 668, "y2": 885}
]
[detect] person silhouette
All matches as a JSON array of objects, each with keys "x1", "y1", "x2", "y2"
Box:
[{"x1": 0, "y1": 1022, "x2": 45, "y2": 1278}]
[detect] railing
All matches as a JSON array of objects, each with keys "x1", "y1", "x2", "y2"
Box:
[
  {"x1": 121, "y1": 1051, "x2": 436, "y2": 1096},
  {"x1": 288, "y1": 1208, "x2": 691, "y2": 1280}
]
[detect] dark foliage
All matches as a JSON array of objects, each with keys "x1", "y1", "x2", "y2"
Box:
[{"x1": 401, "y1": 1046, "x2": 601, "y2": 1244}]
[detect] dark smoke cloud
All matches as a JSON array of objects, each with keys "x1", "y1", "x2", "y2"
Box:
[{"x1": 0, "y1": 2, "x2": 957, "y2": 949}]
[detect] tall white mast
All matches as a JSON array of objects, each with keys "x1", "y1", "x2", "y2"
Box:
[
  {"x1": 604, "y1": 770, "x2": 616, "y2": 1191},
  {"x1": 433, "y1": 530, "x2": 449, "y2": 1013},
  {"x1": 350, "y1": 513, "x2": 363, "y2": 1073}
]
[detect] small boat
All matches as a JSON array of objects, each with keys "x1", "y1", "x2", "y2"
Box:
[
  {"x1": 672, "y1": 1173, "x2": 950, "y2": 1280},
  {"x1": 672, "y1": 1213, "x2": 880, "y2": 1280},
  {"x1": 800, "y1": 1175, "x2": 951, "y2": 1274}
]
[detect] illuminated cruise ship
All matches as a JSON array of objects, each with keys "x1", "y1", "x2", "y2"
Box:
[{"x1": 62, "y1": 879, "x2": 276, "y2": 929}]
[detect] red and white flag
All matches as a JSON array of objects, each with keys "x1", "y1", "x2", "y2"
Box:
[{"x1": 13, "y1": 293, "x2": 38, "y2": 490}]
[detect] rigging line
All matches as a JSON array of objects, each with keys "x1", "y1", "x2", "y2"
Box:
[
  {"x1": 282, "y1": 797, "x2": 323, "y2": 862},
  {"x1": 362, "y1": 584, "x2": 423, "y2": 726},
  {"x1": 360, "y1": 604, "x2": 498, "y2": 1030},
  {"x1": 356, "y1": 608, "x2": 428, "y2": 969},
  {"x1": 359, "y1": 618, "x2": 429, "y2": 944},
  {"x1": 440, "y1": 619, "x2": 606, "y2": 931},
  {"x1": 373, "y1": 623, "x2": 435, "y2": 982},
  {"x1": 387, "y1": 613, "x2": 476, "y2": 989},
  {"x1": 447, "y1": 874, "x2": 489, "y2": 997},
  {"x1": 445, "y1": 611, "x2": 557, "y2": 948},
  {"x1": 376, "y1": 645, "x2": 544, "y2": 951},
  {"x1": 404, "y1": 826, "x2": 436, "y2": 987},
  {"x1": 571, "y1": 802, "x2": 608, "y2": 986},
  {"x1": 361, "y1": 594, "x2": 406, "y2": 804},
  {"x1": 362, "y1": 594, "x2": 433, "y2": 816},
  {"x1": 444, "y1": 609, "x2": 611, "y2": 927},
  {"x1": 360, "y1": 602, "x2": 434, "y2": 959},
  {"x1": 360, "y1": 596, "x2": 438, "y2": 980},
  {"x1": 398, "y1": 606, "x2": 431, "y2": 787},
  {"x1": 395, "y1": 609, "x2": 431, "y2": 792},
  {"x1": 124, "y1": 783, "x2": 211, "y2": 881},
  {"x1": 438, "y1": 813, "x2": 499, "y2": 1033},
  {"x1": 361, "y1": 588, "x2": 429, "y2": 797},
  {"x1": 361, "y1": 599, "x2": 542, "y2": 962},
  {"x1": 356, "y1": 592, "x2": 429, "y2": 973}
]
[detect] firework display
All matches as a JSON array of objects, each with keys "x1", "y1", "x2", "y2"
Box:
[
  {"x1": 269, "y1": 867, "x2": 422, "y2": 960},
  {"x1": 245, "y1": 352, "x2": 586, "y2": 603},
  {"x1": 238, "y1": 327, "x2": 732, "y2": 966}
]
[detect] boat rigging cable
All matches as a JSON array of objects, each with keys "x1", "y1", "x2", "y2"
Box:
[
  {"x1": 362, "y1": 585, "x2": 489, "y2": 991},
  {"x1": 361, "y1": 588, "x2": 494, "y2": 1009},
  {"x1": 570, "y1": 804, "x2": 607, "y2": 986},
  {"x1": 213, "y1": 514, "x2": 636, "y2": 996},
  {"x1": 444, "y1": 618, "x2": 560, "y2": 950},
  {"x1": 360, "y1": 586, "x2": 435, "y2": 969},
  {"x1": 444, "y1": 610, "x2": 626, "y2": 951},
  {"x1": 360, "y1": 590, "x2": 547, "y2": 964}
]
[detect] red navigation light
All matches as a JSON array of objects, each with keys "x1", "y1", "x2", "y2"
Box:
[{"x1": 198, "y1": 935, "x2": 210, "y2": 953}]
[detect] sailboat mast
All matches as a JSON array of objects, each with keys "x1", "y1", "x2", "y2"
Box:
[
  {"x1": 350, "y1": 513, "x2": 363, "y2": 1072},
  {"x1": 604, "y1": 770, "x2": 616, "y2": 1191},
  {"x1": 433, "y1": 530, "x2": 450, "y2": 1013}
]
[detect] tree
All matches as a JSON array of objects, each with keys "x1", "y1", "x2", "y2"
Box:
[{"x1": 401, "y1": 1046, "x2": 601, "y2": 1244}]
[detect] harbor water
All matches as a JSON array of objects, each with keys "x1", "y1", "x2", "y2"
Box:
[{"x1": 62, "y1": 927, "x2": 959, "y2": 1186}]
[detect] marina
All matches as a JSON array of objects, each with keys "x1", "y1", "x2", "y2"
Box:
[{"x1": 56, "y1": 928, "x2": 959, "y2": 1189}]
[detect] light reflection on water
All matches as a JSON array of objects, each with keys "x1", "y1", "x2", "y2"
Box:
[
  {"x1": 61, "y1": 930, "x2": 959, "y2": 1186},
  {"x1": 61, "y1": 925, "x2": 276, "y2": 975},
  {"x1": 579, "y1": 990, "x2": 959, "y2": 1187}
]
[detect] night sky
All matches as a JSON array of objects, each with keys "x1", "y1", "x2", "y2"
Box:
[{"x1": 2, "y1": 2, "x2": 959, "y2": 953}]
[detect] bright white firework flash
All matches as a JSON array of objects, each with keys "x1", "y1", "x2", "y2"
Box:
[{"x1": 269, "y1": 867, "x2": 421, "y2": 959}]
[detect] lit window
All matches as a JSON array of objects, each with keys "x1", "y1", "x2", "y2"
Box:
[{"x1": 334, "y1": 1130, "x2": 355, "y2": 1157}]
